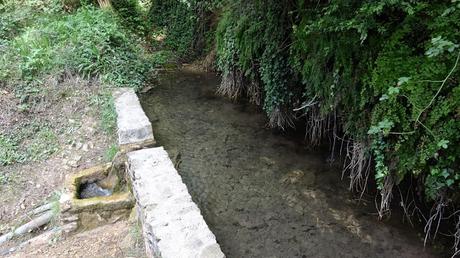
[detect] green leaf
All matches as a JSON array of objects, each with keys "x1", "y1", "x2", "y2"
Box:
[
  {"x1": 437, "y1": 139, "x2": 449, "y2": 149},
  {"x1": 379, "y1": 94, "x2": 389, "y2": 101},
  {"x1": 397, "y1": 77, "x2": 410, "y2": 86},
  {"x1": 441, "y1": 169, "x2": 450, "y2": 179}
]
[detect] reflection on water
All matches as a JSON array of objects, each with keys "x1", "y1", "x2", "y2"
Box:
[{"x1": 140, "y1": 68, "x2": 438, "y2": 258}]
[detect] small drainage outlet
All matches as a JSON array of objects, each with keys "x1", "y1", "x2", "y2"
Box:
[{"x1": 60, "y1": 163, "x2": 134, "y2": 232}]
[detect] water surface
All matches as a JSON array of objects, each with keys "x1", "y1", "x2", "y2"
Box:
[{"x1": 140, "y1": 68, "x2": 438, "y2": 258}]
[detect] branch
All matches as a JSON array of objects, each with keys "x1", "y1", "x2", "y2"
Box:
[{"x1": 415, "y1": 50, "x2": 460, "y2": 125}]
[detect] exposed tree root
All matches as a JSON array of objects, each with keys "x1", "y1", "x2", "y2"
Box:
[
  {"x1": 247, "y1": 80, "x2": 262, "y2": 106},
  {"x1": 423, "y1": 195, "x2": 447, "y2": 246},
  {"x1": 342, "y1": 140, "x2": 371, "y2": 198},
  {"x1": 293, "y1": 103, "x2": 339, "y2": 147},
  {"x1": 377, "y1": 175, "x2": 395, "y2": 218},
  {"x1": 97, "y1": 0, "x2": 112, "y2": 9},
  {"x1": 453, "y1": 214, "x2": 460, "y2": 257},
  {"x1": 217, "y1": 69, "x2": 244, "y2": 101},
  {"x1": 268, "y1": 107, "x2": 294, "y2": 129},
  {"x1": 29, "y1": 203, "x2": 54, "y2": 217}
]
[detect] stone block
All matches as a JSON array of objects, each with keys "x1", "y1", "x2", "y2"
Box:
[
  {"x1": 127, "y1": 147, "x2": 225, "y2": 258},
  {"x1": 113, "y1": 88, "x2": 155, "y2": 148}
]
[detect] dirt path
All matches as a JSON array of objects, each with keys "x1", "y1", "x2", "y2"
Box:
[{"x1": 6, "y1": 221, "x2": 144, "y2": 258}]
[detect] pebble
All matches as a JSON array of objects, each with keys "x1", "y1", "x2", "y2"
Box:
[{"x1": 68, "y1": 155, "x2": 82, "y2": 168}]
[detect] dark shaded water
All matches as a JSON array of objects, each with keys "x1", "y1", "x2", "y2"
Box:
[
  {"x1": 140, "y1": 68, "x2": 439, "y2": 258},
  {"x1": 79, "y1": 182, "x2": 112, "y2": 199}
]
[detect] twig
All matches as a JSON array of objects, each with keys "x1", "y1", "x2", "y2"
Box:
[
  {"x1": 293, "y1": 95, "x2": 317, "y2": 111},
  {"x1": 415, "y1": 50, "x2": 460, "y2": 125}
]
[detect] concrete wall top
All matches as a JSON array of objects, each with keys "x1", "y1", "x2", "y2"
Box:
[
  {"x1": 113, "y1": 88, "x2": 154, "y2": 146},
  {"x1": 127, "y1": 147, "x2": 225, "y2": 258}
]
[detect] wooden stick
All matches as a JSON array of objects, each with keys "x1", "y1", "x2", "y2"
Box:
[{"x1": 0, "y1": 211, "x2": 54, "y2": 245}]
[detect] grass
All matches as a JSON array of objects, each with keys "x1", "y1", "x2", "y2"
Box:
[
  {"x1": 0, "y1": 1, "x2": 156, "y2": 168},
  {"x1": 90, "y1": 91, "x2": 117, "y2": 134},
  {"x1": 1, "y1": 1, "x2": 154, "y2": 94},
  {"x1": 101, "y1": 95, "x2": 117, "y2": 133},
  {"x1": 105, "y1": 143, "x2": 119, "y2": 161},
  {"x1": 0, "y1": 123, "x2": 59, "y2": 166}
]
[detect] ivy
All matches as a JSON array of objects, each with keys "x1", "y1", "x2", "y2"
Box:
[{"x1": 158, "y1": 0, "x2": 460, "y2": 243}]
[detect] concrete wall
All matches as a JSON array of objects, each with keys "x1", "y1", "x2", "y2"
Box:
[
  {"x1": 113, "y1": 88, "x2": 154, "y2": 147},
  {"x1": 127, "y1": 148, "x2": 225, "y2": 258}
]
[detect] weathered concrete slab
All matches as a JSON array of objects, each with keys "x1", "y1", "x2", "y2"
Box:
[
  {"x1": 127, "y1": 147, "x2": 225, "y2": 258},
  {"x1": 113, "y1": 88, "x2": 154, "y2": 147}
]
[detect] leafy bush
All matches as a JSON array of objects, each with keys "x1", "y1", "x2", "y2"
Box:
[
  {"x1": 208, "y1": 0, "x2": 460, "y2": 247},
  {"x1": 111, "y1": 0, "x2": 147, "y2": 34},
  {"x1": 148, "y1": 0, "x2": 220, "y2": 59},
  {"x1": 0, "y1": 6, "x2": 153, "y2": 89}
]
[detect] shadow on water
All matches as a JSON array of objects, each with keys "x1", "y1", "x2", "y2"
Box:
[{"x1": 140, "y1": 68, "x2": 440, "y2": 258}]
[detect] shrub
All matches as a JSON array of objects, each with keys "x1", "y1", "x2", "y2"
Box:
[{"x1": 0, "y1": 7, "x2": 153, "y2": 89}]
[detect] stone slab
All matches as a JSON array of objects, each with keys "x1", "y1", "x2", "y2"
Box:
[
  {"x1": 127, "y1": 147, "x2": 225, "y2": 258},
  {"x1": 113, "y1": 88, "x2": 154, "y2": 146}
]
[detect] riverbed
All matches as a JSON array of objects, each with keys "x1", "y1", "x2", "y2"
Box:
[{"x1": 140, "y1": 68, "x2": 438, "y2": 258}]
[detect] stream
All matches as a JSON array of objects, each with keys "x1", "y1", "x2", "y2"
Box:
[{"x1": 140, "y1": 68, "x2": 439, "y2": 258}]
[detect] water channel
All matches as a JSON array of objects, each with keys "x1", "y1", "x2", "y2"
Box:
[{"x1": 140, "y1": 68, "x2": 439, "y2": 258}]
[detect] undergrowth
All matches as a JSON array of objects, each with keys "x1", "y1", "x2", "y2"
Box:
[
  {"x1": 0, "y1": 0, "x2": 156, "y2": 167},
  {"x1": 151, "y1": 0, "x2": 460, "y2": 252}
]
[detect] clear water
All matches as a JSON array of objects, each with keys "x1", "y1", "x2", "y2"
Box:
[
  {"x1": 140, "y1": 68, "x2": 439, "y2": 258},
  {"x1": 79, "y1": 182, "x2": 112, "y2": 199}
]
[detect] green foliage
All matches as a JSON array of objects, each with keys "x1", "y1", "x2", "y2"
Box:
[
  {"x1": 0, "y1": 6, "x2": 153, "y2": 90},
  {"x1": 367, "y1": 2, "x2": 460, "y2": 200},
  {"x1": 101, "y1": 94, "x2": 117, "y2": 133},
  {"x1": 111, "y1": 0, "x2": 147, "y2": 34},
  {"x1": 0, "y1": 134, "x2": 21, "y2": 166},
  {"x1": 105, "y1": 143, "x2": 119, "y2": 161},
  {"x1": 216, "y1": 1, "x2": 296, "y2": 119},
  {"x1": 148, "y1": 0, "x2": 220, "y2": 59},
  {"x1": 90, "y1": 92, "x2": 117, "y2": 133},
  {"x1": 149, "y1": 0, "x2": 196, "y2": 57},
  {"x1": 211, "y1": 0, "x2": 460, "y2": 205},
  {"x1": 151, "y1": 50, "x2": 176, "y2": 67}
]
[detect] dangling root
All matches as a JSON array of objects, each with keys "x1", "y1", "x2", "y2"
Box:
[
  {"x1": 453, "y1": 215, "x2": 460, "y2": 257},
  {"x1": 216, "y1": 69, "x2": 244, "y2": 101},
  {"x1": 294, "y1": 103, "x2": 339, "y2": 147},
  {"x1": 342, "y1": 140, "x2": 371, "y2": 198},
  {"x1": 247, "y1": 80, "x2": 262, "y2": 106},
  {"x1": 377, "y1": 175, "x2": 395, "y2": 218},
  {"x1": 268, "y1": 107, "x2": 294, "y2": 130},
  {"x1": 423, "y1": 195, "x2": 448, "y2": 246},
  {"x1": 97, "y1": 0, "x2": 112, "y2": 9}
]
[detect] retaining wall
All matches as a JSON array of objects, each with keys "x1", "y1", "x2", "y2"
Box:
[{"x1": 114, "y1": 88, "x2": 225, "y2": 258}]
